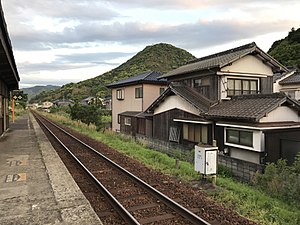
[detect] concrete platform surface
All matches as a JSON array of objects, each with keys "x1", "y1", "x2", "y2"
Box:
[{"x1": 0, "y1": 113, "x2": 103, "y2": 225}]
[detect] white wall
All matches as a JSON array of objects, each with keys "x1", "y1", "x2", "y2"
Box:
[
  {"x1": 221, "y1": 55, "x2": 273, "y2": 75},
  {"x1": 259, "y1": 106, "x2": 300, "y2": 123},
  {"x1": 154, "y1": 95, "x2": 199, "y2": 115},
  {"x1": 230, "y1": 147, "x2": 261, "y2": 164}
]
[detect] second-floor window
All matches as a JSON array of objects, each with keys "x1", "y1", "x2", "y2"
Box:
[
  {"x1": 116, "y1": 89, "x2": 124, "y2": 100},
  {"x1": 227, "y1": 78, "x2": 258, "y2": 97},
  {"x1": 135, "y1": 87, "x2": 143, "y2": 98},
  {"x1": 193, "y1": 77, "x2": 210, "y2": 98}
]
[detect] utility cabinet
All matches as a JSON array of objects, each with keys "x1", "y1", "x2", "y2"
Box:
[{"x1": 194, "y1": 145, "x2": 218, "y2": 175}]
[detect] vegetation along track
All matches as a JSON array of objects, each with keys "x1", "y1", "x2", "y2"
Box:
[{"x1": 33, "y1": 112, "x2": 210, "y2": 225}]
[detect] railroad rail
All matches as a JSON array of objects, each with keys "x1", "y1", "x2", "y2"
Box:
[{"x1": 33, "y1": 112, "x2": 211, "y2": 225}]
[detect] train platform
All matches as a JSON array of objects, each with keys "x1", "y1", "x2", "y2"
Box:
[{"x1": 0, "y1": 113, "x2": 103, "y2": 225}]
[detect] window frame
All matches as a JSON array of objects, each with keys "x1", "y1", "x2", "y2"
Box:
[
  {"x1": 135, "y1": 87, "x2": 143, "y2": 99},
  {"x1": 182, "y1": 123, "x2": 208, "y2": 144},
  {"x1": 116, "y1": 89, "x2": 124, "y2": 100},
  {"x1": 124, "y1": 117, "x2": 131, "y2": 126},
  {"x1": 226, "y1": 128, "x2": 253, "y2": 147},
  {"x1": 227, "y1": 78, "x2": 258, "y2": 97}
]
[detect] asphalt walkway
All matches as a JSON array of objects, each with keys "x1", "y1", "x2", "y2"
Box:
[{"x1": 0, "y1": 113, "x2": 103, "y2": 225}]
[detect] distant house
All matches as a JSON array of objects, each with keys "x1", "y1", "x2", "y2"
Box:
[
  {"x1": 42, "y1": 101, "x2": 53, "y2": 112},
  {"x1": 53, "y1": 99, "x2": 74, "y2": 107},
  {"x1": 274, "y1": 69, "x2": 300, "y2": 100},
  {"x1": 80, "y1": 96, "x2": 97, "y2": 105},
  {"x1": 106, "y1": 71, "x2": 167, "y2": 132},
  {"x1": 102, "y1": 96, "x2": 112, "y2": 110}
]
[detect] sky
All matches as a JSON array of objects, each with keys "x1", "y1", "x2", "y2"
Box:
[{"x1": 2, "y1": 0, "x2": 300, "y2": 88}]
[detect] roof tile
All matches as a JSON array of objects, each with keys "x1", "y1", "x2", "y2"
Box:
[
  {"x1": 204, "y1": 93, "x2": 287, "y2": 121},
  {"x1": 279, "y1": 71, "x2": 300, "y2": 84},
  {"x1": 107, "y1": 71, "x2": 166, "y2": 88}
]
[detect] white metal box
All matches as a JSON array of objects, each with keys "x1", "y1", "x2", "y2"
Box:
[{"x1": 194, "y1": 145, "x2": 218, "y2": 175}]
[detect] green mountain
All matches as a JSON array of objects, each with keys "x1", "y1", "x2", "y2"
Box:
[
  {"x1": 29, "y1": 43, "x2": 196, "y2": 103},
  {"x1": 268, "y1": 27, "x2": 300, "y2": 68},
  {"x1": 22, "y1": 85, "x2": 60, "y2": 101}
]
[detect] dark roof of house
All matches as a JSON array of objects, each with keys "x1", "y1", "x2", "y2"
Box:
[
  {"x1": 203, "y1": 93, "x2": 300, "y2": 122},
  {"x1": 118, "y1": 111, "x2": 153, "y2": 118},
  {"x1": 118, "y1": 111, "x2": 141, "y2": 117},
  {"x1": 146, "y1": 84, "x2": 216, "y2": 113},
  {"x1": 279, "y1": 70, "x2": 300, "y2": 84},
  {"x1": 160, "y1": 42, "x2": 287, "y2": 79},
  {"x1": 106, "y1": 71, "x2": 167, "y2": 88}
]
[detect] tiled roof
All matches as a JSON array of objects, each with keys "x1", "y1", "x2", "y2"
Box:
[
  {"x1": 160, "y1": 42, "x2": 287, "y2": 79},
  {"x1": 279, "y1": 71, "x2": 300, "y2": 84},
  {"x1": 118, "y1": 111, "x2": 141, "y2": 117},
  {"x1": 106, "y1": 71, "x2": 167, "y2": 88},
  {"x1": 146, "y1": 84, "x2": 215, "y2": 113},
  {"x1": 171, "y1": 85, "x2": 216, "y2": 113},
  {"x1": 203, "y1": 93, "x2": 299, "y2": 122}
]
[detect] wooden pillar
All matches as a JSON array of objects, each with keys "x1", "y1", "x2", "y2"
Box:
[{"x1": 12, "y1": 97, "x2": 14, "y2": 123}]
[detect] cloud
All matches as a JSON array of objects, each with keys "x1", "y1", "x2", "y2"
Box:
[
  {"x1": 3, "y1": 0, "x2": 299, "y2": 88},
  {"x1": 102, "y1": 0, "x2": 300, "y2": 10},
  {"x1": 3, "y1": 0, "x2": 119, "y2": 21},
  {"x1": 10, "y1": 19, "x2": 294, "y2": 51},
  {"x1": 17, "y1": 52, "x2": 132, "y2": 73}
]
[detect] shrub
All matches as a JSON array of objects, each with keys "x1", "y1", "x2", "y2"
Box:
[{"x1": 253, "y1": 154, "x2": 300, "y2": 205}]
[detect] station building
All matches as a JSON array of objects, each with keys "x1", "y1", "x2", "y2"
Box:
[{"x1": 0, "y1": 4, "x2": 20, "y2": 135}]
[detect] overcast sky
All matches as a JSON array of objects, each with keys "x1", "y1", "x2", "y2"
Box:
[{"x1": 2, "y1": 0, "x2": 299, "y2": 88}]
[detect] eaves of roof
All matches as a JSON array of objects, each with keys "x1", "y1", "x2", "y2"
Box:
[
  {"x1": 106, "y1": 71, "x2": 167, "y2": 88},
  {"x1": 279, "y1": 71, "x2": 300, "y2": 85},
  {"x1": 159, "y1": 42, "x2": 287, "y2": 79}
]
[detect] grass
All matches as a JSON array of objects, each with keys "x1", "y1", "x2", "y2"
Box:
[
  {"x1": 41, "y1": 111, "x2": 300, "y2": 225},
  {"x1": 10, "y1": 105, "x2": 27, "y2": 122}
]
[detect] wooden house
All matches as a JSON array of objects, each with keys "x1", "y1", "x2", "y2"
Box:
[
  {"x1": 0, "y1": 5, "x2": 19, "y2": 135},
  {"x1": 107, "y1": 71, "x2": 167, "y2": 133}
]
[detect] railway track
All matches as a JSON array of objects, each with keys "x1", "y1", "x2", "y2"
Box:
[{"x1": 33, "y1": 112, "x2": 211, "y2": 225}]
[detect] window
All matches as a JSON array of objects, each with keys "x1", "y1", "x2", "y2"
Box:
[
  {"x1": 169, "y1": 126, "x2": 180, "y2": 142},
  {"x1": 226, "y1": 129, "x2": 253, "y2": 147},
  {"x1": 227, "y1": 79, "x2": 258, "y2": 96},
  {"x1": 193, "y1": 77, "x2": 210, "y2": 87},
  {"x1": 193, "y1": 77, "x2": 210, "y2": 98},
  {"x1": 116, "y1": 89, "x2": 124, "y2": 100},
  {"x1": 135, "y1": 87, "x2": 143, "y2": 98},
  {"x1": 159, "y1": 87, "x2": 165, "y2": 95},
  {"x1": 183, "y1": 124, "x2": 208, "y2": 144},
  {"x1": 124, "y1": 117, "x2": 131, "y2": 126}
]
